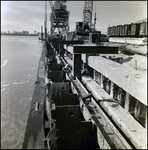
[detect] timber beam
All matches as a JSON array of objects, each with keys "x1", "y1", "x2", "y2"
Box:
[
  {"x1": 69, "y1": 77, "x2": 133, "y2": 149},
  {"x1": 82, "y1": 75, "x2": 147, "y2": 149},
  {"x1": 82, "y1": 56, "x2": 147, "y2": 106}
]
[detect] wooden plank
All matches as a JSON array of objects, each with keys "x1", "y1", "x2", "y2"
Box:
[
  {"x1": 82, "y1": 75, "x2": 147, "y2": 149},
  {"x1": 85, "y1": 100, "x2": 132, "y2": 149},
  {"x1": 65, "y1": 54, "x2": 146, "y2": 105},
  {"x1": 108, "y1": 37, "x2": 146, "y2": 46},
  {"x1": 82, "y1": 56, "x2": 147, "y2": 106},
  {"x1": 70, "y1": 79, "x2": 132, "y2": 149},
  {"x1": 82, "y1": 76, "x2": 112, "y2": 100}
]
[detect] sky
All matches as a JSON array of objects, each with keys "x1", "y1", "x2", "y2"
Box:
[{"x1": 1, "y1": 1, "x2": 147, "y2": 34}]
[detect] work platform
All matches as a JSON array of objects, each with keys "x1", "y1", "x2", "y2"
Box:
[
  {"x1": 65, "y1": 44, "x2": 147, "y2": 106},
  {"x1": 64, "y1": 43, "x2": 147, "y2": 129},
  {"x1": 23, "y1": 40, "x2": 147, "y2": 149}
]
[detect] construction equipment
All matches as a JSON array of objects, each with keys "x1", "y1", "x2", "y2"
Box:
[
  {"x1": 44, "y1": 1, "x2": 47, "y2": 40},
  {"x1": 49, "y1": 1, "x2": 69, "y2": 36},
  {"x1": 82, "y1": 0, "x2": 93, "y2": 31},
  {"x1": 76, "y1": 0, "x2": 97, "y2": 35}
]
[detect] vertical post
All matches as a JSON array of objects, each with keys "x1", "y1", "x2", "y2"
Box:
[
  {"x1": 93, "y1": 70, "x2": 96, "y2": 80},
  {"x1": 89, "y1": 32, "x2": 92, "y2": 43},
  {"x1": 96, "y1": 32, "x2": 101, "y2": 44},
  {"x1": 110, "y1": 81, "x2": 114, "y2": 99},
  {"x1": 100, "y1": 74, "x2": 104, "y2": 89},
  {"x1": 117, "y1": 88, "x2": 122, "y2": 105},
  {"x1": 105, "y1": 78, "x2": 110, "y2": 94},
  {"x1": 134, "y1": 101, "x2": 147, "y2": 128},
  {"x1": 124, "y1": 92, "x2": 130, "y2": 112},
  {"x1": 73, "y1": 54, "x2": 82, "y2": 80},
  {"x1": 41, "y1": 26, "x2": 43, "y2": 41},
  {"x1": 66, "y1": 45, "x2": 68, "y2": 57}
]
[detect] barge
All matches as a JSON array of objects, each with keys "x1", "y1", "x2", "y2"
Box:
[{"x1": 22, "y1": 1, "x2": 147, "y2": 149}]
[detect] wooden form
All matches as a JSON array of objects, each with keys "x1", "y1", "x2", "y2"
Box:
[
  {"x1": 54, "y1": 42, "x2": 147, "y2": 148},
  {"x1": 81, "y1": 55, "x2": 147, "y2": 106},
  {"x1": 82, "y1": 75, "x2": 147, "y2": 149},
  {"x1": 73, "y1": 45, "x2": 118, "y2": 80},
  {"x1": 68, "y1": 77, "x2": 133, "y2": 149},
  {"x1": 64, "y1": 46, "x2": 147, "y2": 128}
]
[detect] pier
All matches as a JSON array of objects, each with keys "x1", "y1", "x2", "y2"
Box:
[{"x1": 23, "y1": 1, "x2": 147, "y2": 149}]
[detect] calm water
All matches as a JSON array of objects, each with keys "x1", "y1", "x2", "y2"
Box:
[{"x1": 1, "y1": 35, "x2": 43, "y2": 149}]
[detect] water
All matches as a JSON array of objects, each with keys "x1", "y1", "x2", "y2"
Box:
[{"x1": 1, "y1": 35, "x2": 43, "y2": 149}]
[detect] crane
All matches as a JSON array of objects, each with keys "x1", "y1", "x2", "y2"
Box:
[
  {"x1": 83, "y1": 0, "x2": 93, "y2": 31},
  {"x1": 75, "y1": 0, "x2": 97, "y2": 35},
  {"x1": 48, "y1": 1, "x2": 69, "y2": 36},
  {"x1": 44, "y1": 1, "x2": 47, "y2": 39}
]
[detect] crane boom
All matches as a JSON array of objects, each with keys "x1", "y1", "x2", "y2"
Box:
[
  {"x1": 44, "y1": 1, "x2": 47, "y2": 39},
  {"x1": 83, "y1": 0, "x2": 93, "y2": 29},
  {"x1": 48, "y1": 1, "x2": 56, "y2": 19}
]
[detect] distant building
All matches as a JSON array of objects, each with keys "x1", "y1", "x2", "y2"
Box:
[
  {"x1": 13, "y1": 31, "x2": 17, "y2": 34},
  {"x1": 22, "y1": 31, "x2": 29, "y2": 34},
  {"x1": 16, "y1": 31, "x2": 29, "y2": 34}
]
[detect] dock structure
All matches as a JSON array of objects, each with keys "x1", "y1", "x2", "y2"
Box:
[
  {"x1": 22, "y1": 43, "x2": 46, "y2": 149},
  {"x1": 64, "y1": 43, "x2": 147, "y2": 148},
  {"x1": 23, "y1": 38, "x2": 147, "y2": 149},
  {"x1": 23, "y1": 1, "x2": 147, "y2": 149}
]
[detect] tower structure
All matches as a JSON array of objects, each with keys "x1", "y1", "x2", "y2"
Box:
[
  {"x1": 44, "y1": 1, "x2": 47, "y2": 39},
  {"x1": 83, "y1": 0, "x2": 93, "y2": 30},
  {"x1": 49, "y1": 1, "x2": 69, "y2": 36}
]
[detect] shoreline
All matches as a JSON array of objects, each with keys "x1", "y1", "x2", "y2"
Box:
[{"x1": 1, "y1": 34, "x2": 38, "y2": 36}]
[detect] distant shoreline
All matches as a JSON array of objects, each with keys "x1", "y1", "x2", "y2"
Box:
[{"x1": 1, "y1": 33, "x2": 38, "y2": 36}]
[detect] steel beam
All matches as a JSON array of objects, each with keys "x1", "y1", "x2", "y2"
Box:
[
  {"x1": 72, "y1": 54, "x2": 82, "y2": 80},
  {"x1": 57, "y1": 40, "x2": 84, "y2": 45},
  {"x1": 73, "y1": 45, "x2": 119, "y2": 54},
  {"x1": 73, "y1": 45, "x2": 118, "y2": 79}
]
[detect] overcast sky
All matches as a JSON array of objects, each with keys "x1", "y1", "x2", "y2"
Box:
[{"x1": 1, "y1": 1, "x2": 147, "y2": 34}]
